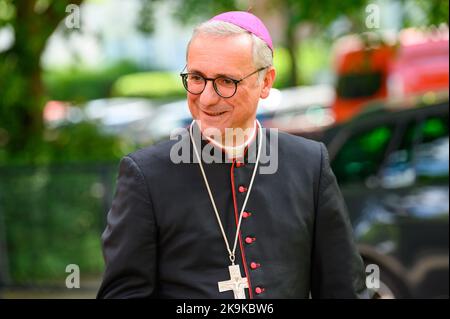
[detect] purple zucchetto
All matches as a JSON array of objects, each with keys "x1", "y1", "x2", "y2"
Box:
[{"x1": 210, "y1": 11, "x2": 273, "y2": 52}]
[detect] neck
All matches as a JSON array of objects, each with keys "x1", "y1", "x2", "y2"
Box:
[{"x1": 203, "y1": 121, "x2": 258, "y2": 159}]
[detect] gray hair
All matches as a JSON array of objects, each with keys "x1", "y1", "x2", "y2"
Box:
[{"x1": 187, "y1": 20, "x2": 273, "y2": 82}]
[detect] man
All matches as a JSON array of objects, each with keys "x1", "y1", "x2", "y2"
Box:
[{"x1": 97, "y1": 11, "x2": 367, "y2": 299}]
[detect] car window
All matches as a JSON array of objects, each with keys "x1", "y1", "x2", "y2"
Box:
[
  {"x1": 332, "y1": 125, "x2": 394, "y2": 184},
  {"x1": 380, "y1": 114, "x2": 449, "y2": 188},
  {"x1": 413, "y1": 116, "x2": 449, "y2": 180},
  {"x1": 336, "y1": 72, "x2": 383, "y2": 99}
]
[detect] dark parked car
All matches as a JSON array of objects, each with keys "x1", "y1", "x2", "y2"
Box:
[{"x1": 292, "y1": 96, "x2": 449, "y2": 298}]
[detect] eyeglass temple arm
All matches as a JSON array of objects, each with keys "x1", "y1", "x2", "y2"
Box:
[{"x1": 238, "y1": 66, "x2": 269, "y2": 82}]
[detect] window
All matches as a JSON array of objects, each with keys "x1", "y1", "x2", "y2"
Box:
[
  {"x1": 336, "y1": 72, "x2": 383, "y2": 99},
  {"x1": 380, "y1": 114, "x2": 449, "y2": 188},
  {"x1": 413, "y1": 116, "x2": 449, "y2": 181},
  {"x1": 332, "y1": 125, "x2": 393, "y2": 184}
]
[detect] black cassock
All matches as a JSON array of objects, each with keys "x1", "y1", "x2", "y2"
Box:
[{"x1": 97, "y1": 127, "x2": 367, "y2": 299}]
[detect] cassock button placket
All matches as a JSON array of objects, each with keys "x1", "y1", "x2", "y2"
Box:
[
  {"x1": 250, "y1": 262, "x2": 260, "y2": 270},
  {"x1": 245, "y1": 236, "x2": 256, "y2": 244},
  {"x1": 191, "y1": 119, "x2": 264, "y2": 300},
  {"x1": 238, "y1": 186, "x2": 247, "y2": 193},
  {"x1": 255, "y1": 287, "x2": 265, "y2": 294}
]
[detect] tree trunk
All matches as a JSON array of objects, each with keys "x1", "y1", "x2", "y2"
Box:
[
  {"x1": 285, "y1": 25, "x2": 300, "y2": 87},
  {"x1": 284, "y1": 5, "x2": 300, "y2": 87},
  {"x1": 0, "y1": 0, "x2": 83, "y2": 155}
]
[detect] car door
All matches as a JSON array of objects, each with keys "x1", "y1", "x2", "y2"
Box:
[
  {"x1": 376, "y1": 109, "x2": 449, "y2": 298},
  {"x1": 329, "y1": 102, "x2": 449, "y2": 298}
]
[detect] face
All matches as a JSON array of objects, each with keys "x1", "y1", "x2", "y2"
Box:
[{"x1": 186, "y1": 33, "x2": 275, "y2": 135}]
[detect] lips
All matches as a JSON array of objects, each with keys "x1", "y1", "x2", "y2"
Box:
[{"x1": 203, "y1": 110, "x2": 227, "y2": 116}]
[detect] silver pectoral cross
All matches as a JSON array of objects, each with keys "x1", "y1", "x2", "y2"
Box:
[{"x1": 218, "y1": 264, "x2": 249, "y2": 299}]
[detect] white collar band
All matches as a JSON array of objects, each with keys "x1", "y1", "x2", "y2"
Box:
[{"x1": 203, "y1": 121, "x2": 258, "y2": 159}]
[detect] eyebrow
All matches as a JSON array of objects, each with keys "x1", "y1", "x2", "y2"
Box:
[{"x1": 187, "y1": 69, "x2": 240, "y2": 80}]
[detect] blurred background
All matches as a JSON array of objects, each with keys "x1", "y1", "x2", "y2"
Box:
[{"x1": 0, "y1": 0, "x2": 448, "y2": 298}]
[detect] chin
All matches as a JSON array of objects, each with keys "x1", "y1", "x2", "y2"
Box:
[
  {"x1": 197, "y1": 115, "x2": 231, "y2": 134},
  {"x1": 199, "y1": 121, "x2": 228, "y2": 136}
]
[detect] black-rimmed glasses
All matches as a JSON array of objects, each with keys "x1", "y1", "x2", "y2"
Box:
[{"x1": 180, "y1": 66, "x2": 268, "y2": 98}]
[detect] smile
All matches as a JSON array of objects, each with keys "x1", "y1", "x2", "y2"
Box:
[{"x1": 203, "y1": 110, "x2": 227, "y2": 116}]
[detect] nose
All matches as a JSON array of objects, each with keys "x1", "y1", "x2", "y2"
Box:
[{"x1": 199, "y1": 80, "x2": 220, "y2": 107}]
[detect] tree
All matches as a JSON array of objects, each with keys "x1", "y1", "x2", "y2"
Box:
[
  {"x1": 137, "y1": 0, "x2": 368, "y2": 87},
  {"x1": 0, "y1": 0, "x2": 447, "y2": 161},
  {"x1": 263, "y1": 0, "x2": 368, "y2": 86},
  {"x1": 403, "y1": 0, "x2": 449, "y2": 26},
  {"x1": 0, "y1": 0, "x2": 83, "y2": 156}
]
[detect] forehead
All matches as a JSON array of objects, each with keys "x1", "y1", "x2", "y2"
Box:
[{"x1": 187, "y1": 33, "x2": 254, "y2": 76}]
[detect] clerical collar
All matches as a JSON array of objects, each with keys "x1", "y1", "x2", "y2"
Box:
[{"x1": 202, "y1": 121, "x2": 258, "y2": 159}]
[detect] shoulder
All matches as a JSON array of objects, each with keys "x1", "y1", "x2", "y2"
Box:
[
  {"x1": 259, "y1": 128, "x2": 327, "y2": 179},
  {"x1": 124, "y1": 129, "x2": 190, "y2": 174},
  {"x1": 275, "y1": 130, "x2": 325, "y2": 159}
]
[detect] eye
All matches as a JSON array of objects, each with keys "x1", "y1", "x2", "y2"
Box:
[
  {"x1": 217, "y1": 77, "x2": 235, "y2": 86},
  {"x1": 188, "y1": 74, "x2": 204, "y2": 83}
]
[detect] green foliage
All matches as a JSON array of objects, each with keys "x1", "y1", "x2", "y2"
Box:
[
  {"x1": 2, "y1": 57, "x2": 141, "y2": 166},
  {"x1": 137, "y1": 0, "x2": 239, "y2": 31},
  {"x1": 273, "y1": 40, "x2": 331, "y2": 87},
  {"x1": 272, "y1": 47, "x2": 291, "y2": 88},
  {"x1": 0, "y1": 122, "x2": 135, "y2": 166},
  {"x1": 402, "y1": 0, "x2": 449, "y2": 26},
  {"x1": 138, "y1": 0, "x2": 369, "y2": 87},
  {"x1": 111, "y1": 71, "x2": 185, "y2": 99},
  {"x1": 0, "y1": 0, "x2": 84, "y2": 155},
  {"x1": 43, "y1": 61, "x2": 140, "y2": 103},
  {"x1": 109, "y1": 40, "x2": 332, "y2": 99},
  {"x1": 0, "y1": 0, "x2": 447, "y2": 284},
  {"x1": 41, "y1": 123, "x2": 135, "y2": 164},
  {"x1": 298, "y1": 40, "x2": 331, "y2": 84},
  {"x1": 0, "y1": 0, "x2": 16, "y2": 26},
  {"x1": 0, "y1": 164, "x2": 117, "y2": 283}
]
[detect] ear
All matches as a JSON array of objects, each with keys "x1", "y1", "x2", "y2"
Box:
[{"x1": 260, "y1": 66, "x2": 276, "y2": 99}]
